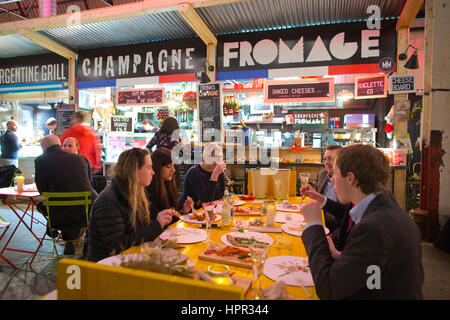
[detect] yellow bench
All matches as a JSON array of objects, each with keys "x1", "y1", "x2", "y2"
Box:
[{"x1": 56, "y1": 258, "x2": 243, "y2": 300}]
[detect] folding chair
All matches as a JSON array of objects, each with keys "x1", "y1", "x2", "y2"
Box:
[
  {"x1": 0, "y1": 215, "x2": 16, "y2": 269},
  {"x1": 41, "y1": 192, "x2": 92, "y2": 274}
]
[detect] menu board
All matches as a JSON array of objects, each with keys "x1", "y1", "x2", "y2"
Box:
[
  {"x1": 56, "y1": 104, "x2": 75, "y2": 136},
  {"x1": 355, "y1": 74, "x2": 387, "y2": 99},
  {"x1": 389, "y1": 75, "x2": 416, "y2": 94},
  {"x1": 264, "y1": 79, "x2": 334, "y2": 103},
  {"x1": 116, "y1": 88, "x2": 165, "y2": 106},
  {"x1": 110, "y1": 116, "x2": 133, "y2": 133},
  {"x1": 198, "y1": 82, "x2": 222, "y2": 143}
]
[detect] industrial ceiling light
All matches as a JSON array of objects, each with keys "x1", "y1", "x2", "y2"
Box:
[
  {"x1": 195, "y1": 65, "x2": 212, "y2": 84},
  {"x1": 337, "y1": 89, "x2": 354, "y2": 101},
  {"x1": 398, "y1": 44, "x2": 419, "y2": 69}
]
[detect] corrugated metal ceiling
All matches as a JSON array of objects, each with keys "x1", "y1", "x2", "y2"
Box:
[
  {"x1": 39, "y1": 10, "x2": 197, "y2": 51},
  {"x1": 0, "y1": 0, "x2": 408, "y2": 59}
]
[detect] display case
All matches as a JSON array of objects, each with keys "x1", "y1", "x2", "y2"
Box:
[
  {"x1": 18, "y1": 144, "x2": 43, "y2": 159},
  {"x1": 104, "y1": 132, "x2": 154, "y2": 163}
]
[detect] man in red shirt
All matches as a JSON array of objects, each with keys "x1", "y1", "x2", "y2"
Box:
[{"x1": 60, "y1": 112, "x2": 102, "y2": 174}]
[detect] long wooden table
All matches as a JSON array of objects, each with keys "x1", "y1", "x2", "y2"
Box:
[{"x1": 123, "y1": 196, "x2": 321, "y2": 300}]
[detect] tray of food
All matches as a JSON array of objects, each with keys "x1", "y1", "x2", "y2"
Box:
[{"x1": 198, "y1": 244, "x2": 253, "y2": 269}]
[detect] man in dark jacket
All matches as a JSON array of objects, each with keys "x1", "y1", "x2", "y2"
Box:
[
  {"x1": 301, "y1": 144, "x2": 424, "y2": 299},
  {"x1": 35, "y1": 135, "x2": 97, "y2": 255},
  {"x1": 316, "y1": 144, "x2": 342, "y2": 232}
]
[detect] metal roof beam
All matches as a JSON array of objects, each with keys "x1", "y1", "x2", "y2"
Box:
[
  {"x1": 0, "y1": 0, "x2": 247, "y2": 36},
  {"x1": 398, "y1": 0, "x2": 424, "y2": 28}
]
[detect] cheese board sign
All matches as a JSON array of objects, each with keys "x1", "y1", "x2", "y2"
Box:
[{"x1": 389, "y1": 74, "x2": 416, "y2": 94}]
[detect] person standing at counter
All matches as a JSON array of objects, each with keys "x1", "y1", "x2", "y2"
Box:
[
  {"x1": 60, "y1": 111, "x2": 102, "y2": 174},
  {"x1": 146, "y1": 147, "x2": 194, "y2": 224},
  {"x1": 46, "y1": 117, "x2": 57, "y2": 136},
  {"x1": 178, "y1": 142, "x2": 226, "y2": 210},
  {"x1": 135, "y1": 119, "x2": 157, "y2": 134},
  {"x1": 0, "y1": 120, "x2": 22, "y2": 168},
  {"x1": 300, "y1": 144, "x2": 424, "y2": 299},
  {"x1": 88, "y1": 148, "x2": 173, "y2": 262},
  {"x1": 146, "y1": 116, "x2": 181, "y2": 151}
]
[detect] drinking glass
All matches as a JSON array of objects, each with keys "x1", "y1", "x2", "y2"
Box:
[
  {"x1": 202, "y1": 203, "x2": 214, "y2": 245},
  {"x1": 300, "y1": 173, "x2": 310, "y2": 203},
  {"x1": 249, "y1": 245, "x2": 269, "y2": 300}
]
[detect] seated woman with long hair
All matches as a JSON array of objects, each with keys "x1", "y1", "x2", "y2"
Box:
[
  {"x1": 147, "y1": 147, "x2": 193, "y2": 224},
  {"x1": 88, "y1": 148, "x2": 173, "y2": 262}
]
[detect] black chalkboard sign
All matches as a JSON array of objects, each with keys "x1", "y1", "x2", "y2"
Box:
[
  {"x1": 303, "y1": 132, "x2": 313, "y2": 146},
  {"x1": 56, "y1": 104, "x2": 75, "y2": 136},
  {"x1": 110, "y1": 116, "x2": 133, "y2": 132},
  {"x1": 264, "y1": 79, "x2": 334, "y2": 103},
  {"x1": 198, "y1": 83, "x2": 222, "y2": 142},
  {"x1": 389, "y1": 75, "x2": 416, "y2": 94},
  {"x1": 116, "y1": 88, "x2": 165, "y2": 106}
]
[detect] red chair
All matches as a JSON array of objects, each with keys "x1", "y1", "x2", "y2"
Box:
[{"x1": 0, "y1": 215, "x2": 16, "y2": 269}]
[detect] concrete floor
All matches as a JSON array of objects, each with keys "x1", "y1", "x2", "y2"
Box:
[{"x1": 0, "y1": 202, "x2": 449, "y2": 300}]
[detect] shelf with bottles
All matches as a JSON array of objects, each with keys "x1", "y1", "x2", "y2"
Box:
[{"x1": 222, "y1": 95, "x2": 241, "y2": 116}]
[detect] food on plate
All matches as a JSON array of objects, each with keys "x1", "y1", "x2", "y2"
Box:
[
  {"x1": 281, "y1": 200, "x2": 298, "y2": 209},
  {"x1": 189, "y1": 211, "x2": 217, "y2": 221},
  {"x1": 235, "y1": 207, "x2": 250, "y2": 214},
  {"x1": 203, "y1": 245, "x2": 252, "y2": 262},
  {"x1": 226, "y1": 234, "x2": 269, "y2": 248},
  {"x1": 249, "y1": 218, "x2": 264, "y2": 226}
]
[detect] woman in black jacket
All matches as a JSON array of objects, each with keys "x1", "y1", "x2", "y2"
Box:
[
  {"x1": 87, "y1": 148, "x2": 173, "y2": 262},
  {"x1": 147, "y1": 147, "x2": 193, "y2": 224}
]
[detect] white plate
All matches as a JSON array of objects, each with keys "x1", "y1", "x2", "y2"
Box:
[
  {"x1": 232, "y1": 200, "x2": 246, "y2": 206},
  {"x1": 159, "y1": 228, "x2": 206, "y2": 244},
  {"x1": 263, "y1": 256, "x2": 314, "y2": 287},
  {"x1": 97, "y1": 254, "x2": 142, "y2": 266},
  {"x1": 275, "y1": 212, "x2": 305, "y2": 223},
  {"x1": 180, "y1": 213, "x2": 222, "y2": 224},
  {"x1": 281, "y1": 222, "x2": 329, "y2": 237},
  {"x1": 275, "y1": 203, "x2": 301, "y2": 212},
  {"x1": 221, "y1": 231, "x2": 274, "y2": 247}
]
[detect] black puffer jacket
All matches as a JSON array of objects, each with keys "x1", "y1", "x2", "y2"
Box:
[{"x1": 87, "y1": 178, "x2": 164, "y2": 262}]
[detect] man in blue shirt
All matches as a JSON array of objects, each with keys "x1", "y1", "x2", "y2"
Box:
[
  {"x1": 0, "y1": 120, "x2": 22, "y2": 168},
  {"x1": 300, "y1": 144, "x2": 424, "y2": 299}
]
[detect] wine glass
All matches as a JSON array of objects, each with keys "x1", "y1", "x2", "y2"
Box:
[
  {"x1": 300, "y1": 173, "x2": 310, "y2": 203},
  {"x1": 249, "y1": 244, "x2": 269, "y2": 300},
  {"x1": 202, "y1": 202, "x2": 214, "y2": 245}
]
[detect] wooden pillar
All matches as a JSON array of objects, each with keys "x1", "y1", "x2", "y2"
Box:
[{"x1": 393, "y1": 27, "x2": 410, "y2": 210}]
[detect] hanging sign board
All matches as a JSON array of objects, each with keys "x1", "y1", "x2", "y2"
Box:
[
  {"x1": 116, "y1": 88, "x2": 165, "y2": 106},
  {"x1": 56, "y1": 104, "x2": 75, "y2": 136},
  {"x1": 110, "y1": 115, "x2": 133, "y2": 133},
  {"x1": 198, "y1": 82, "x2": 222, "y2": 143},
  {"x1": 354, "y1": 74, "x2": 387, "y2": 99},
  {"x1": 389, "y1": 74, "x2": 416, "y2": 94},
  {"x1": 264, "y1": 79, "x2": 334, "y2": 103}
]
